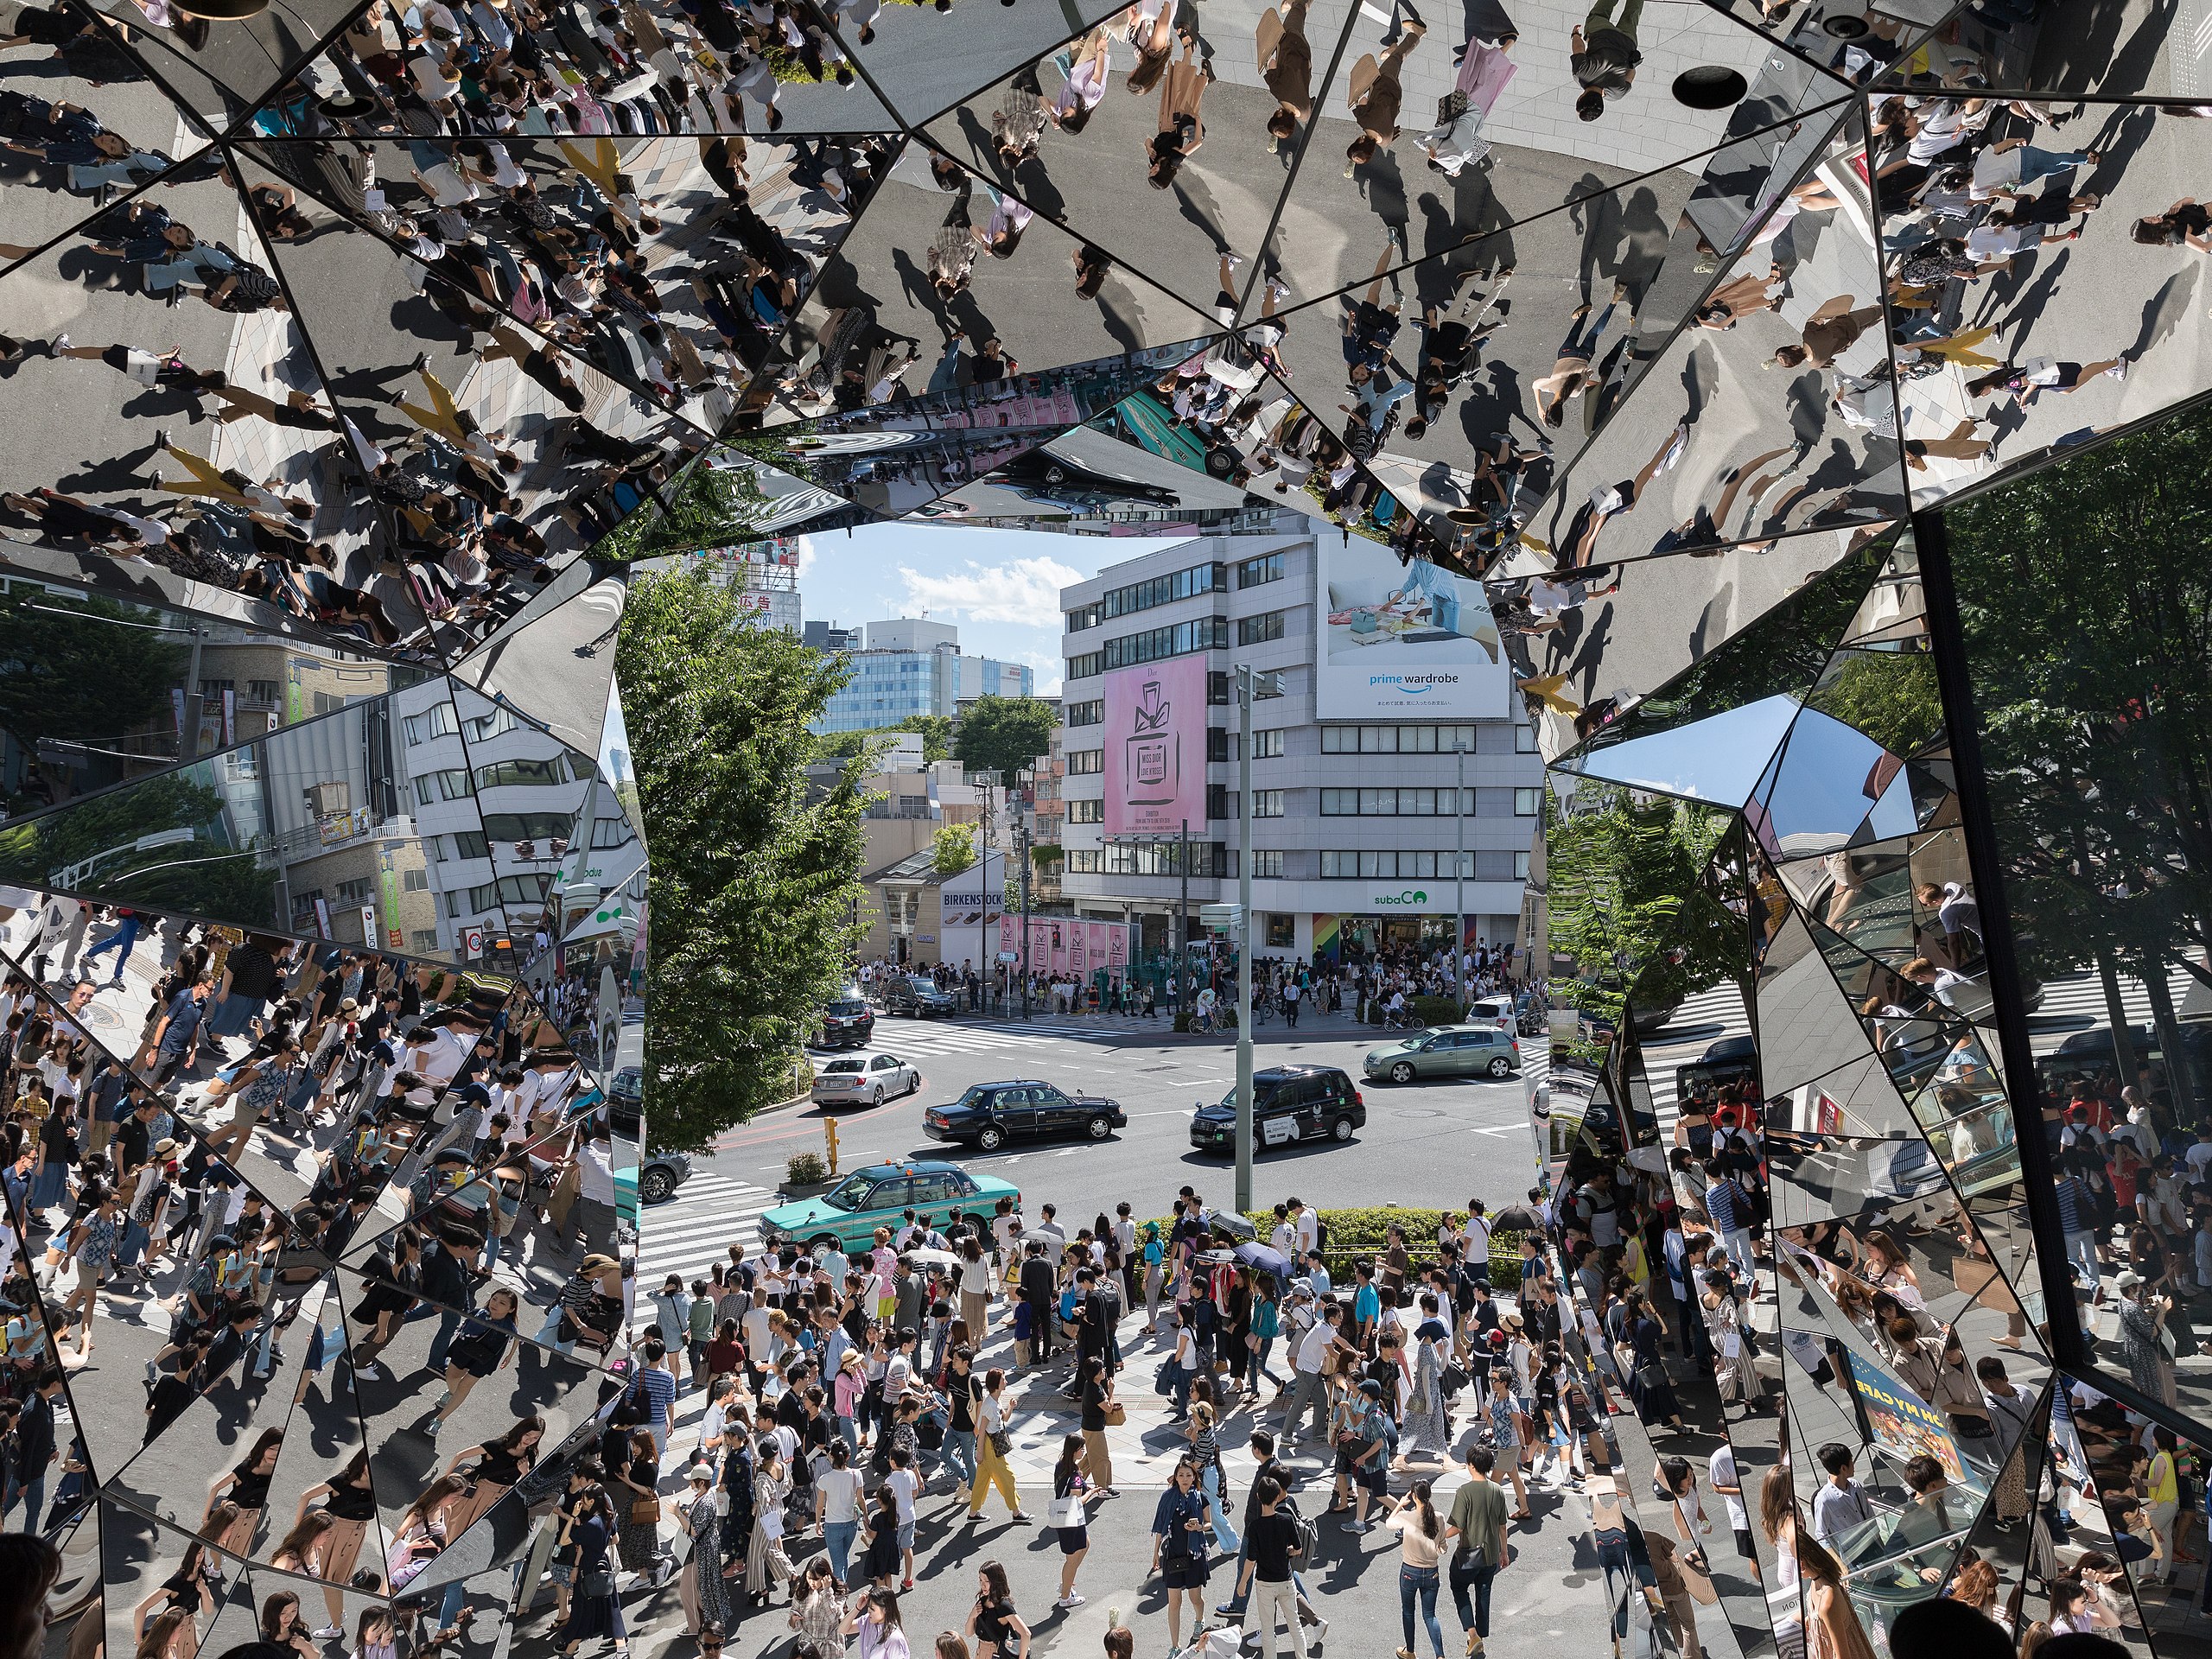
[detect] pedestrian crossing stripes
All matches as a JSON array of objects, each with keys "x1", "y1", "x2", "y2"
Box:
[
  {"x1": 2024, "y1": 965, "x2": 2201, "y2": 1051},
  {"x1": 817, "y1": 1017, "x2": 1190, "y2": 1060},
  {"x1": 635, "y1": 1172, "x2": 781, "y2": 1287}
]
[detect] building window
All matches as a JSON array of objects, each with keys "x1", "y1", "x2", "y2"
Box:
[
  {"x1": 443, "y1": 893, "x2": 463, "y2": 918},
  {"x1": 334, "y1": 877, "x2": 373, "y2": 905},
  {"x1": 1067, "y1": 651, "x2": 1105, "y2": 681},
  {"x1": 1322, "y1": 850, "x2": 1477, "y2": 878},
  {"x1": 1104, "y1": 840, "x2": 1226, "y2": 876},
  {"x1": 468, "y1": 875, "x2": 552, "y2": 909},
  {"x1": 1066, "y1": 748, "x2": 1103, "y2": 775},
  {"x1": 1320, "y1": 724, "x2": 1486, "y2": 753},
  {"x1": 483, "y1": 811, "x2": 575, "y2": 842},
  {"x1": 1065, "y1": 603, "x2": 1101, "y2": 633},
  {"x1": 476, "y1": 757, "x2": 568, "y2": 791},
  {"x1": 1515, "y1": 788, "x2": 1541, "y2": 816},
  {"x1": 1251, "y1": 728, "x2": 1285, "y2": 760},
  {"x1": 247, "y1": 679, "x2": 281, "y2": 706},
  {"x1": 449, "y1": 830, "x2": 489, "y2": 861},
  {"x1": 1100, "y1": 561, "x2": 1225, "y2": 620},
  {"x1": 402, "y1": 868, "x2": 429, "y2": 891},
  {"x1": 403, "y1": 703, "x2": 459, "y2": 745},
  {"x1": 1252, "y1": 790, "x2": 1285, "y2": 817},
  {"x1": 1209, "y1": 672, "x2": 1231, "y2": 706},
  {"x1": 1319, "y1": 789, "x2": 1478, "y2": 816},
  {"x1": 1207, "y1": 785, "x2": 1230, "y2": 821},
  {"x1": 1065, "y1": 798, "x2": 1103, "y2": 823},
  {"x1": 1065, "y1": 699, "x2": 1104, "y2": 727},
  {"x1": 1103, "y1": 616, "x2": 1228, "y2": 669},
  {"x1": 1208, "y1": 727, "x2": 1230, "y2": 764},
  {"x1": 410, "y1": 929, "x2": 441, "y2": 951},
  {"x1": 413, "y1": 768, "x2": 472, "y2": 806},
  {"x1": 1516, "y1": 850, "x2": 1531, "y2": 879},
  {"x1": 1236, "y1": 611, "x2": 1285, "y2": 646},
  {"x1": 1065, "y1": 848, "x2": 1103, "y2": 874},
  {"x1": 1515, "y1": 724, "x2": 1537, "y2": 753},
  {"x1": 1265, "y1": 912, "x2": 1295, "y2": 947},
  {"x1": 466, "y1": 707, "x2": 526, "y2": 741},
  {"x1": 1249, "y1": 849, "x2": 1285, "y2": 879},
  {"x1": 591, "y1": 815, "x2": 637, "y2": 849},
  {"x1": 1236, "y1": 551, "x2": 1284, "y2": 588}
]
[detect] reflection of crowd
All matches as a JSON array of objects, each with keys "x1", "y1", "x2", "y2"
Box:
[
  {"x1": 0, "y1": 888, "x2": 613, "y2": 1650},
  {"x1": 1875, "y1": 84, "x2": 2120, "y2": 478}
]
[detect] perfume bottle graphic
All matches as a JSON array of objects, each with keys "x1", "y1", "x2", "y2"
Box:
[{"x1": 1126, "y1": 677, "x2": 1177, "y2": 810}]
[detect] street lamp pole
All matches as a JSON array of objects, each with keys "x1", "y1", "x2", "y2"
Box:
[
  {"x1": 1236, "y1": 666, "x2": 1255, "y2": 1213},
  {"x1": 1177, "y1": 817, "x2": 1190, "y2": 1001},
  {"x1": 1018, "y1": 814, "x2": 1032, "y2": 1023},
  {"x1": 1455, "y1": 740, "x2": 1466, "y2": 1014}
]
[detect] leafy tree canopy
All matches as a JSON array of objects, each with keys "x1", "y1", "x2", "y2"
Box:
[
  {"x1": 615, "y1": 567, "x2": 868, "y2": 1149},
  {"x1": 0, "y1": 592, "x2": 188, "y2": 766},
  {"x1": 0, "y1": 769, "x2": 275, "y2": 924},
  {"x1": 1948, "y1": 410, "x2": 2212, "y2": 990},
  {"x1": 932, "y1": 823, "x2": 977, "y2": 875},
  {"x1": 954, "y1": 695, "x2": 1056, "y2": 786},
  {"x1": 595, "y1": 454, "x2": 772, "y2": 563},
  {"x1": 817, "y1": 715, "x2": 953, "y2": 765}
]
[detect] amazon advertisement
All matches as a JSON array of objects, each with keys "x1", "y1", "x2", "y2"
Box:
[
  {"x1": 1104, "y1": 655, "x2": 1207, "y2": 836},
  {"x1": 1316, "y1": 541, "x2": 1510, "y2": 721}
]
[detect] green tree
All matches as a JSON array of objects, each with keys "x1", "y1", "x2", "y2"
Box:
[
  {"x1": 615, "y1": 567, "x2": 868, "y2": 1149},
  {"x1": 932, "y1": 823, "x2": 977, "y2": 875},
  {"x1": 0, "y1": 769, "x2": 277, "y2": 924},
  {"x1": 1805, "y1": 650, "x2": 1944, "y2": 757},
  {"x1": 954, "y1": 696, "x2": 1056, "y2": 785},
  {"x1": 595, "y1": 454, "x2": 772, "y2": 563},
  {"x1": 0, "y1": 593, "x2": 189, "y2": 791},
  {"x1": 816, "y1": 716, "x2": 953, "y2": 765},
  {"x1": 1545, "y1": 783, "x2": 1738, "y2": 1033},
  {"x1": 1948, "y1": 410, "x2": 2212, "y2": 999}
]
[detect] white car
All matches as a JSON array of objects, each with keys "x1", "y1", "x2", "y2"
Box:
[
  {"x1": 1464, "y1": 998, "x2": 1516, "y2": 1032},
  {"x1": 812, "y1": 1052, "x2": 918, "y2": 1107}
]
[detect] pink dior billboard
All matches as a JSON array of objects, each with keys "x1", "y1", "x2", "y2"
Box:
[
  {"x1": 997, "y1": 916, "x2": 1132, "y2": 978},
  {"x1": 1103, "y1": 656, "x2": 1208, "y2": 836}
]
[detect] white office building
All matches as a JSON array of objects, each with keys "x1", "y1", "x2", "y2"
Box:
[{"x1": 1054, "y1": 524, "x2": 1541, "y2": 967}]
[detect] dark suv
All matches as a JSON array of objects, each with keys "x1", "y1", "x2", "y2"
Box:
[
  {"x1": 817, "y1": 992, "x2": 875, "y2": 1049},
  {"x1": 1190, "y1": 1065, "x2": 1364, "y2": 1155},
  {"x1": 883, "y1": 976, "x2": 963, "y2": 1018}
]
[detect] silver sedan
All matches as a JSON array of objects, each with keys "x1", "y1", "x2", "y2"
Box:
[{"x1": 811, "y1": 1052, "x2": 918, "y2": 1107}]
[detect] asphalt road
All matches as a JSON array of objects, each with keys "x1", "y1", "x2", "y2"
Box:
[{"x1": 698, "y1": 1010, "x2": 1541, "y2": 1224}]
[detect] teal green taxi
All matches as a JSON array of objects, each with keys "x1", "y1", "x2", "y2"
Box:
[{"x1": 759, "y1": 1160, "x2": 1023, "y2": 1252}]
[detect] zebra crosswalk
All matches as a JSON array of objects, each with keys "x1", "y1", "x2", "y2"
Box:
[
  {"x1": 2024, "y1": 965, "x2": 2201, "y2": 1052},
  {"x1": 816, "y1": 1016, "x2": 1177, "y2": 1061},
  {"x1": 634, "y1": 1171, "x2": 783, "y2": 1288}
]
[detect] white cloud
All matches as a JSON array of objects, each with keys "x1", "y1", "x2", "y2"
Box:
[{"x1": 895, "y1": 556, "x2": 1084, "y2": 626}]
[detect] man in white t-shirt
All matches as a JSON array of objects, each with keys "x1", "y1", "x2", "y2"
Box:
[
  {"x1": 1461, "y1": 1199, "x2": 1491, "y2": 1261},
  {"x1": 1289, "y1": 1198, "x2": 1319, "y2": 1257}
]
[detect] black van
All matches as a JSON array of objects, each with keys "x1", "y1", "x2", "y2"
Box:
[{"x1": 1190, "y1": 1065, "x2": 1365, "y2": 1154}]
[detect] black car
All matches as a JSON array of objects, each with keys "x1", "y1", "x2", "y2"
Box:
[
  {"x1": 924, "y1": 1079, "x2": 1128, "y2": 1152},
  {"x1": 996, "y1": 446, "x2": 1184, "y2": 508},
  {"x1": 817, "y1": 993, "x2": 875, "y2": 1050},
  {"x1": 883, "y1": 976, "x2": 963, "y2": 1018},
  {"x1": 1190, "y1": 1065, "x2": 1365, "y2": 1155}
]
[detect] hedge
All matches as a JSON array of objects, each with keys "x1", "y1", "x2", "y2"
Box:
[
  {"x1": 1362, "y1": 995, "x2": 1467, "y2": 1027},
  {"x1": 1142, "y1": 1205, "x2": 1529, "y2": 1288}
]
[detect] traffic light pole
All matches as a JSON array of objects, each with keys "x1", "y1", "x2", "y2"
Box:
[
  {"x1": 1236, "y1": 666, "x2": 1255, "y2": 1214},
  {"x1": 1018, "y1": 817, "x2": 1032, "y2": 1023}
]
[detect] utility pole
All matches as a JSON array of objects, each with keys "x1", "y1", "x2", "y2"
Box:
[
  {"x1": 1236, "y1": 667, "x2": 1256, "y2": 1212},
  {"x1": 180, "y1": 629, "x2": 205, "y2": 763},
  {"x1": 1018, "y1": 814, "x2": 1032, "y2": 1022},
  {"x1": 1178, "y1": 818, "x2": 1190, "y2": 1000},
  {"x1": 1455, "y1": 738, "x2": 1467, "y2": 1014}
]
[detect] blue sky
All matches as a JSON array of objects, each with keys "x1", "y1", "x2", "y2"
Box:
[{"x1": 794, "y1": 524, "x2": 1194, "y2": 695}]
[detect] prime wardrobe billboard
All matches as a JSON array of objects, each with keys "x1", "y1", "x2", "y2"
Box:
[{"x1": 1316, "y1": 542, "x2": 1509, "y2": 721}]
